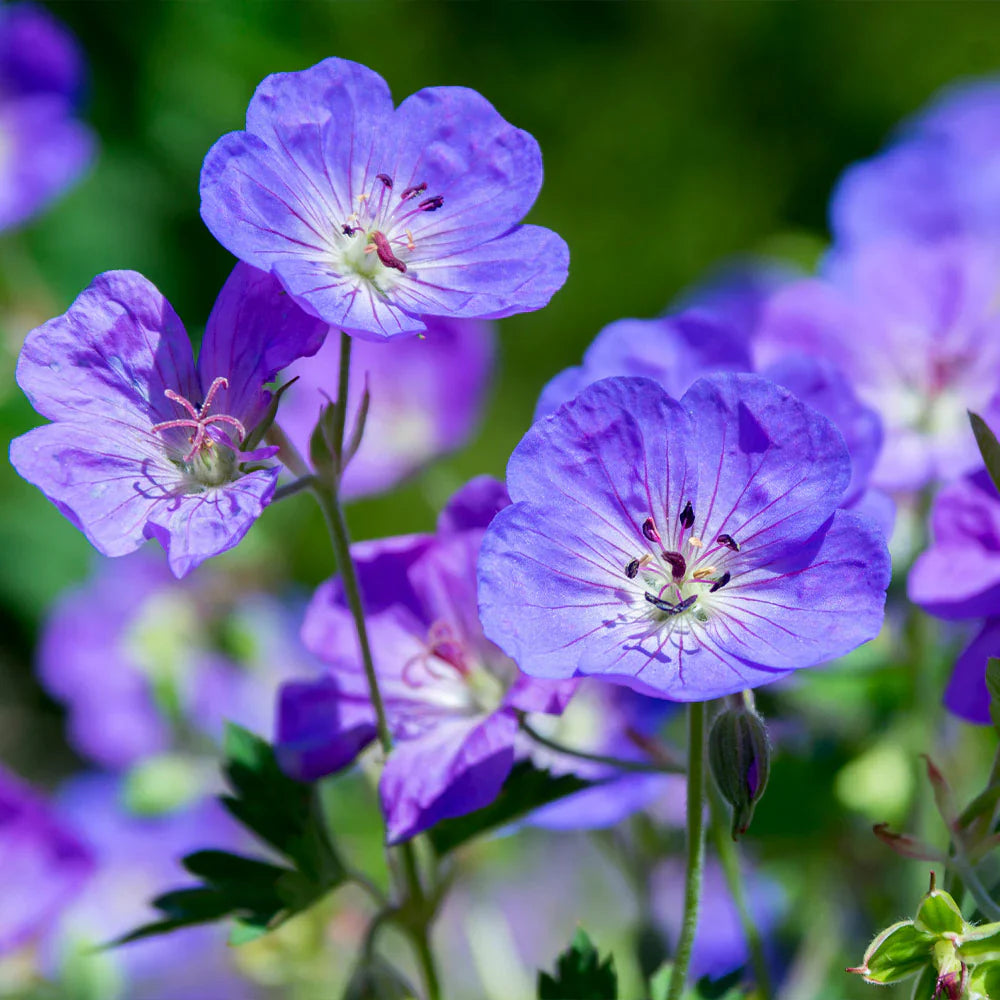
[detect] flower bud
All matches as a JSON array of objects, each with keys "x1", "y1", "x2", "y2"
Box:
[{"x1": 709, "y1": 695, "x2": 771, "y2": 839}]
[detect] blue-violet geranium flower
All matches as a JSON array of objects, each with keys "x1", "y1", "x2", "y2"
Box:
[
  {"x1": 200, "y1": 57, "x2": 568, "y2": 340},
  {"x1": 478, "y1": 373, "x2": 891, "y2": 701},
  {"x1": 10, "y1": 264, "x2": 326, "y2": 577}
]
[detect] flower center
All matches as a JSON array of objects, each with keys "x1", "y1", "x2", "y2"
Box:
[
  {"x1": 150, "y1": 376, "x2": 247, "y2": 487},
  {"x1": 624, "y1": 502, "x2": 741, "y2": 630},
  {"x1": 333, "y1": 173, "x2": 445, "y2": 292}
]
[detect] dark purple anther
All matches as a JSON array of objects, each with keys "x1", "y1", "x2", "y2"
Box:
[
  {"x1": 642, "y1": 517, "x2": 661, "y2": 544},
  {"x1": 644, "y1": 592, "x2": 697, "y2": 616},
  {"x1": 717, "y1": 533, "x2": 740, "y2": 551},
  {"x1": 419, "y1": 195, "x2": 444, "y2": 212},
  {"x1": 680, "y1": 500, "x2": 695, "y2": 530},
  {"x1": 710, "y1": 571, "x2": 731, "y2": 593},
  {"x1": 342, "y1": 224, "x2": 360, "y2": 236},
  {"x1": 400, "y1": 181, "x2": 428, "y2": 201},
  {"x1": 661, "y1": 550, "x2": 686, "y2": 580},
  {"x1": 376, "y1": 173, "x2": 393, "y2": 188},
  {"x1": 370, "y1": 231, "x2": 407, "y2": 273},
  {"x1": 625, "y1": 558, "x2": 640, "y2": 579}
]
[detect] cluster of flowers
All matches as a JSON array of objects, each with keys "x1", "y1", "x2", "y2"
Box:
[{"x1": 5, "y1": 4, "x2": 1000, "y2": 993}]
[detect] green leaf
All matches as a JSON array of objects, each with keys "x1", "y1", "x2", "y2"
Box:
[
  {"x1": 910, "y1": 964, "x2": 937, "y2": 1000},
  {"x1": 538, "y1": 929, "x2": 617, "y2": 1000},
  {"x1": 957, "y1": 921, "x2": 1000, "y2": 962},
  {"x1": 852, "y1": 920, "x2": 933, "y2": 984},
  {"x1": 969, "y1": 960, "x2": 1000, "y2": 999},
  {"x1": 970, "y1": 411, "x2": 1000, "y2": 497},
  {"x1": 649, "y1": 963, "x2": 672, "y2": 1000},
  {"x1": 914, "y1": 889, "x2": 965, "y2": 936},
  {"x1": 427, "y1": 761, "x2": 595, "y2": 855},
  {"x1": 692, "y1": 969, "x2": 744, "y2": 999},
  {"x1": 987, "y1": 658, "x2": 1000, "y2": 731}
]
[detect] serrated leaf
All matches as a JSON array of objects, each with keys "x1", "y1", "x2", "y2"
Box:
[
  {"x1": 915, "y1": 889, "x2": 965, "y2": 936},
  {"x1": 971, "y1": 412, "x2": 1000, "y2": 497},
  {"x1": 538, "y1": 928, "x2": 617, "y2": 999},
  {"x1": 229, "y1": 917, "x2": 271, "y2": 947},
  {"x1": 427, "y1": 762, "x2": 595, "y2": 855}
]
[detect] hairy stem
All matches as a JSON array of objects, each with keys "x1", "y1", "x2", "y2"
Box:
[
  {"x1": 520, "y1": 717, "x2": 685, "y2": 775},
  {"x1": 709, "y1": 786, "x2": 772, "y2": 999},
  {"x1": 667, "y1": 700, "x2": 708, "y2": 1000}
]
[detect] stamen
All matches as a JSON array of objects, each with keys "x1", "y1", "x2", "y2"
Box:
[
  {"x1": 368, "y1": 231, "x2": 407, "y2": 273},
  {"x1": 150, "y1": 378, "x2": 246, "y2": 463},
  {"x1": 342, "y1": 224, "x2": 361, "y2": 236},
  {"x1": 687, "y1": 537, "x2": 703, "y2": 549},
  {"x1": 661, "y1": 550, "x2": 687, "y2": 580},
  {"x1": 680, "y1": 500, "x2": 695, "y2": 530},
  {"x1": 642, "y1": 517, "x2": 661, "y2": 544},
  {"x1": 645, "y1": 592, "x2": 697, "y2": 615},
  {"x1": 418, "y1": 195, "x2": 444, "y2": 212},
  {"x1": 376, "y1": 173, "x2": 393, "y2": 189},
  {"x1": 691, "y1": 566, "x2": 717, "y2": 580},
  {"x1": 400, "y1": 181, "x2": 428, "y2": 201},
  {"x1": 709, "y1": 571, "x2": 731, "y2": 593},
  {"x1": 405, "y1": 229, "x2": 416, "y2": 251},
  {"x1": 625, "y1": 553, "x2": 652, "y2": 579},
  {"x1": 717, "y1": 533, "x2": 740, "y2": 551}
]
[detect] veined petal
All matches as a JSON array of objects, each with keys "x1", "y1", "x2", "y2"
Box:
[
  {"x1": 380, "y1": 711, "x2": 518, "y2": 844},
  {"x1": 15, "y1": 270, "x2": 198, "y2": 429}
]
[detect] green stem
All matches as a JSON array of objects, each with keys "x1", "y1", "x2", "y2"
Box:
[
  {"x1": 709, "y1": 788, "x2": 772, "y2": 999},
  {"x1": 332, "y1": 331, "x2": 352, "y2": 469},
  {"x1": 520, "y1": 718, "x2": 685, "y2": 775},
  {"x1": 667, "y1": 701, "x2": 708, "y2": 1000}
]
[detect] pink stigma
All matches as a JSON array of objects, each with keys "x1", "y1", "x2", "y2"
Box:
[{"x1": 150, "y1": 376, "x2": 246, "y2": 461}]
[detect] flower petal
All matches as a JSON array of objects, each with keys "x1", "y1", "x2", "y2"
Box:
[{"x1": 944, "y1": 618, "x2": 1000, "y2": 726}]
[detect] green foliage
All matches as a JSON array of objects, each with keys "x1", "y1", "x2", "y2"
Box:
[
  {"x1": 113, "y1": 725, "x2": 345, "y2": 945},
  {"x1": 970, "y1": 411, "x2": 1000, "y2": 497},
  {"x1": 538, "y1": 928, "x2": 617, "y2": 1000},
  {"x1": 426, "y1": 761, "x2": 594, "y2": 855},
  {"x1": 649, "y1": 964, "x2": 745, "y2": 1000}
]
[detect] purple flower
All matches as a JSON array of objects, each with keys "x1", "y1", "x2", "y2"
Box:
[
  {"x1": 909, "y1": 470, "x2": 1000, "y2": 725},
  {"x1": 38, "y1": 549, "x2": 320, "y2": 770},
  {"x1": 0, "y1": 3, "x2": 94, "y2": 230},
  {"x1": 277, "y1": 476, "x2": 575, "y2": 843},
  {"x1": 478, "y1": 374, "x2": 891, "y2": 701},
  {"x1": 832, "y1": 78, "x2": 1000, "y2": 246},
  {"x1": 0, "y1": 765, "x2": 93, "y2": 957},
  {"x1": 534, "y1": 306, "x2": 888, "y2": 530},
  {"x1": 754, "y1": 237, "x2": 1000, "y2": 492},
  {"x1": 200, "y1": 57, "x2": 568, "y2": 340},
  {"x1": 278, "y1": 315, "x2": 495, "y2": 499},
  {"x1": 10, "y1": 264, "x2": 326, "y2": 577}
]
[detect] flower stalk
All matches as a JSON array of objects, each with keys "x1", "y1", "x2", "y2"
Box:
[{"x1": 666, "y1": 700, "x2": 708, "y2": 1000}]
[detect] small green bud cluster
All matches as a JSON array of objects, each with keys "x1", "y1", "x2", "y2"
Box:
[
  {"x1": 708, "y1": 691, "x2": 771, "y2": 839},
  {"x1": 849, "y1": 874, "x2": 1000, "y2": 999}
]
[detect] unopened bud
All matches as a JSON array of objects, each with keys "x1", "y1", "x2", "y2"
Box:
[
  {"x1": 309, "y1": 401, "x2": 340, "y2": 481},
  {"x1": 709, "y1": 694, "x2": 771, "y2": 839}
]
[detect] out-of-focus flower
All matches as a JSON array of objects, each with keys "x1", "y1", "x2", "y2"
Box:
[
  {"x1": 46, "y1": 774, "x2": 255, "y2": 1000},
  {"x1": 278, "y1": 476, "x2": 575, "y2": 843},
  {"x1": 754, "y1": 238, "x2": 1000, "y2": 492},
  {"x1": 38, "y1": 549, "x2": 319, "y2": 771},
  {"x1": 200, "y1": 57, "x2": 568, "y2": 340},
  {"x1": 910, "y1": 470, "x2": 1000, "y2": 725},
  {"x1": 10, "y1": 264, "x2": 325, "y2": 577},
  {"x1": 535, "y1": 304, "x2": 890, "y2": 532},
  {"x1": 0, "y1": 765, "x2": 93, "y2": 957},
  {"x1": 278, "y1": 316, "x2": 494, "y2": 499},
  {"x1": 479, "y1": 374, "x2": 891, "y2": 701},
  {"x1": 832, "y1": 78, "x2": 1000, "y2": 247},
  {"x1": 0, "y1": 3, "x2": 94, "y2": 230}
]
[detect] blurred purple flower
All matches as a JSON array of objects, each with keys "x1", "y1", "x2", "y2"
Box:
[
  {"x1": 479, "y1": 374, "x2": 891, "y2": 701},
  {"x1": 10, "y1": 264, "x2": 325, "y2": 577},
  {"x1": 0, "y1": 3, "x2": 94, "y2": 230},
  {"x1": 832, "y1": 78, "x2": 1000, "y2": 246},
  {"x1": 754, "y1": 238, "x2": 1000, "y2": 492},
  {"x1": 38, "y1": 549, "x2": 319, "y2": 770},
  {"x1": 0, "y1": 765, "x2": 93, "y2": 957},
  {"x1": 909, "y1": 470, "x2": 1000, "y2": 725},
  {"x1": 278, "y1": 476, "x2": 575, "y2": 843},
  {"x1": 47, "y1": 774, "x2": 254, "y2": 999},
  {"x1": 279, "y1": 315, "x2": 495, "y2": 499},
  {"x1": 200, "y1": 57, "x2": 568, "y2": 341},
  {"x1": 535, "y1": 304, "x2": 890, "y2": 533}
]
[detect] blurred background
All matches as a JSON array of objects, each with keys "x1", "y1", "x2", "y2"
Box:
[{"x1": 4, "y1": 3, "x2": 1000, "y2": 998}]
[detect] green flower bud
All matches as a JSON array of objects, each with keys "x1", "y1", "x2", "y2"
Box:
[{"x1": 708, "y1": 694, "x2": 771, "y2": 839}]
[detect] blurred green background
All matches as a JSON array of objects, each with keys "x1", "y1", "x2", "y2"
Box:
[{"x1": 3, "y1": 4, "x2": 1000, "y2": 996}]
